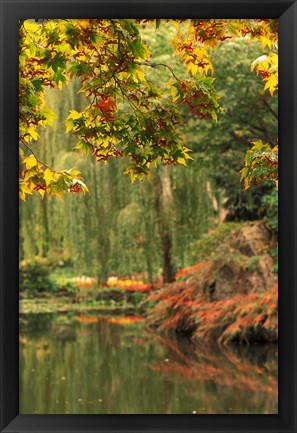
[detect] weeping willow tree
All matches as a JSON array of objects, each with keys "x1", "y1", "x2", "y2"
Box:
[{"x1": 19, "y1": 75, "x2": 213, "y2": 283}]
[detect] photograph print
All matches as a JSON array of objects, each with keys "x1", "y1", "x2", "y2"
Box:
[{"x1": 19, "y1": 18, "x2": 278, "y2": 414}]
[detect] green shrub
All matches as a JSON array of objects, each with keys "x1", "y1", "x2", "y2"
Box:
[
  {"x1": 49, "y1": 273, "x2": 76, "y2": 293},
  {"x1": 190, "y1": 222, "x2": 242, "y2": 263},
  {"x1": 269, "y1": 247, "x2": 278, "y2": 273},
  {"x1": 262, "y1": 189, "x2": 278, "y2": 233},
  {"x1": 131, "y1": 291, "x2": 143, "y2": 307},
  {"x1": 246, "y1": 255, "x2": 261, "y2": 272},
  {"x1": 19, "y1": 256, "x2": 58, "y2": 294}
]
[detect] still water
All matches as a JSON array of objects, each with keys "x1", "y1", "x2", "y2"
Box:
[{"x1": 20, "y1": 313, "x2": 278, "y2": 414}]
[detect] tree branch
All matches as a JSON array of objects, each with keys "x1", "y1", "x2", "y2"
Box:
[{"x1": 137, "y1": 61, "x2": 181, "y2": 82}]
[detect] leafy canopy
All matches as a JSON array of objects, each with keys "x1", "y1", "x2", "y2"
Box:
[{"x1": 19, "y1": 18, "x2": 278, "y2": 200}]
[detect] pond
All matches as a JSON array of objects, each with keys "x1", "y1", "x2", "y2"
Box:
[{"x1": 19, "y1": 313, "x2": 278, "y2": 414}]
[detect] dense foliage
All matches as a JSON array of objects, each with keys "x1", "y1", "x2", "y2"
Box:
[
  {"x1": 148, "y1": 284, "x2": 278, "y2": 344},
  {"x1": 19, "y1": 19, "x2": 278, "y2": 201},
  {"x1": 19, "y1": 20, "x2": 278, "y2": 284}
]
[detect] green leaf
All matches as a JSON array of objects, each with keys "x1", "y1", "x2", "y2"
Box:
[
  {"x1": 48, "y1": 56, "x2": 66, "y2": 73},
  {"x1": 89, "y1": 33, "x2": 103, "y2": 44},
  {"x1": 130, "y1": 38, "x2": 148, "y2": 59},
  {"x1": 31, "y1": 78, "x2": 43, "y2": 92}
]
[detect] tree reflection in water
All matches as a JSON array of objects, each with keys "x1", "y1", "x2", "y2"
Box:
[{"x1": 19, "y1": 313, "x2": 278, "y2": 414}]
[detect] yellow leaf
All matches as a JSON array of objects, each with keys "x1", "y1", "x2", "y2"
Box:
[
  {"x1": 189, "y1": 62, "x2": 198, "y2": 76},
  {"x1": 37, "y1": 189, "x2": 46, "y2": 198},
  {"x1": 24, "y1": 167, "x2": 37, "y2": 181},
  {"x1": 134, "y1": 67, "x2": 146, "y2": 82},
  {"x1": 27, "y1": 127, "x2": 39, "y2": 141},
  {"x1": 184, "y1": 152, "x2": 194, "y2": 161},
  {"x1": 43, "y1": 168, "x2": 55, "y2": 186},
  {"x1": 170, "y1": 85, "x2": 179, "y2": 102},
  {"x1": 165, "y1": 80, "x2": 176, "y2": 87},
  {"x1": 19, "y1": 188, "x2": 27, "y2": 201},
  {"x1": 251, "y1": 55, "x2": 268, "y2": 72},
  {"x1": 23, "y1": 20, "x2": 40, "y2": 36},
  {"x1": 68, "y1": 110, "x2": 82, "y2": 120},
  {"x1": 24, "y1": 155, "x2": 37, "y2": 170},
  {"x1": 65, "y1": 118, "x2": 74, "y2": 133},
  {"x1": 56, "y1": 42, "x2": 72, "y2": 55},
  {"x1": 177, "y1": 157, "x2": 187, "y2": 166},
  {"x1": 19, "y1": 182, "x2": 33, "y2": 201},
  {"x1": 40, "y1": 107, "x2": 57, "y2": 127},
  {"x1": 260, "y1": 36, "x2": 272, "y2": 49},
  {"x1": 264, "y1": 73, "x2": 278, "y2": 95},
  {"x1": 68, "y1": 169, "x2": 81, "y2": 177}
]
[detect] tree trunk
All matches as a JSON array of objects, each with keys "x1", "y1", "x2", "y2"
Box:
[
  {"x1": 153, "y1": 167, "x2": 175, "y2": 283},
  {"x1": 92, "y1": 161, "x2": 109, "y2": 285},
  {"x1": 41, "y1": 196, "x2": 49, "y2": 257}
]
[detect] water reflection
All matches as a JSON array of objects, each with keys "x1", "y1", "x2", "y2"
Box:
[{"x1": 19, "y1": 313, "x2": 278, "y2": 414}]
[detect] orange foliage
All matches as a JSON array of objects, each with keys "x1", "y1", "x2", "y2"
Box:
[
  {"x1": 148, "y1": 335, "x2": 277, "y2": 397},
  {"x1": 175, "y1": 262, "x2": 205, "y2": 279},
  {"x1": 104, "y1": 277, "x2": 160, "y2": 293},
  {"x1": 75, "y1": 314, "x2": 144, "y2": 326},
  {"x1": 148, "y1": 282, "x2": 278, "y2": 344},
  {"x1": 108, "y1": 316, "x2": 144, "y2": 326}
]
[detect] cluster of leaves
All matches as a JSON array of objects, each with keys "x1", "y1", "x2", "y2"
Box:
[
  {"x1": 19, "y1": 18, "x2": 278, "y2": 200},
  {"x1": 241, "y1": 31, "x2": 278, "y2": 190},
  {"x1": 251, "y1": 52, "x2": 278, "y2": 96},
  {"x1": 148, "y1": 282, "x2": 278, "y2": 344},
  {"x1": 186, "y1": 19, "x2": 279, "y2": 190},
  {"x1": 19, "y1": 19, "x2": 221, "y2": 197},
  {"x1": 175, "y1": 19, "x2": 278, "y2": 190},
  {"x1": 19, "y1": 150, "x2": 88, "y2": 200},
  {"x1": 241, "y1": 140, "x2": 278, "y2": 190},
  {"x1": 189, "y1": 19, "x2": 278, "y2": 49},
  {"x1": 19, "y1": 20, "x2": 90, "y2": 199}
]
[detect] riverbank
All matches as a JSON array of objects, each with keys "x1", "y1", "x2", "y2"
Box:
[
  {"x1": 147, "y1": 221, "x2": 278, "y2": 344},
  {"x1": 20, "y1": 221, "x2": 278, "y2": 345},
  {"x1": 19, "y1": 297, "x2": 143, "y2": 315}
]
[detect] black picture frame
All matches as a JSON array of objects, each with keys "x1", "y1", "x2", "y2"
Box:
[{"x1": 0, "y1": 0, "x2": 296, "y2": 432}]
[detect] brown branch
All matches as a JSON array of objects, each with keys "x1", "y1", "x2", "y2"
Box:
[
  {"x1": 137, "y1": 61, "x2": 181, "y2": 82},
  {"x1": 20, "y1": 141, "x2": 60, "y2": 173},
  {"x1": 262, "y1": 96, "x2": 278, "y2": 120}
]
